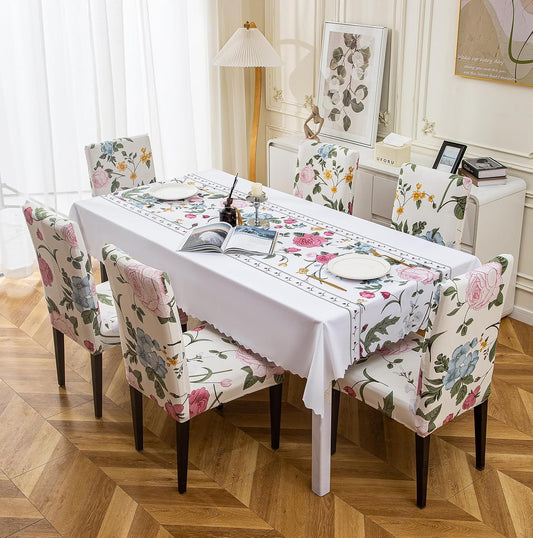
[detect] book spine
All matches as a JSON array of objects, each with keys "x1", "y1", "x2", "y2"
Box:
[{"x1": 462, "y1": 160, "x2": 479, "y2": 178}]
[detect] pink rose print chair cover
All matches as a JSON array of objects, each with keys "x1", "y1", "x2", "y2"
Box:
[
  {"x1": 22, "y1": 202, "x2": 121, "y2": 418},
  {"x1": 102, "y1": 243, "x2": 284, "y2": 493},
  {"x1": 332, "y1": 254, "x2": 513, "y2": 508},
  {"x1": 84, "y1": 134, "x2": 156, "y2": 197},
  {"x1": 390, "y1": 163, "x2": 471, "y2": 249},
  {"x1": 84, "y1": 134, "x2": 189, "y2": 327},
  {"x1": 293, "y1": 139, "x2": 359, "y2": 214}
]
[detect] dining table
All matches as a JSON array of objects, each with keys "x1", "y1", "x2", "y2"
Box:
[{"x1": 69, "y1": 168, "x2": 481, "y2": 496}]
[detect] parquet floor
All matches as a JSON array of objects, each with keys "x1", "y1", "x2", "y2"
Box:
[{"x1": 0, "y1": 269, "x2": 532, "y2": 537}]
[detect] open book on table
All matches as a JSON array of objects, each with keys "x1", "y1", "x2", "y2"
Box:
[{"x1": 180, "y1": 222, "x2": 278, "y2": 256}]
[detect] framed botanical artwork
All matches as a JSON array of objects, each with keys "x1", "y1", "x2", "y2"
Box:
[
  {"x1": 316, "y1": 22, "x2": 387, "y2": 148},
  {"x1": 433, "y1": 141, "x2": 467, "y2": 174}
]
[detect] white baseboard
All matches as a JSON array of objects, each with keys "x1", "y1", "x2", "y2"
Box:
[{"x1": 509, "y1": 305, "x2": 533, "y2": 326}]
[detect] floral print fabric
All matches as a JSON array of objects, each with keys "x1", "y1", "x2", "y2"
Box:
[
  {"x1": 293, "y1": 139, "x2": 359, "y2": 214},
  {"x1": 85, "y1": 134, "x2": 156, "y2": 196},
  {"x1": 23, "y1": 202, "x2": 120, "y2": 353},
  {"x1": 391, "y1": 163, "x2": 471, "y2": 249},
  {"x1": 102, "y1": 244, "x2": 283, "y2": 423},
  {"x1": 336, "y1": 254, "x2": 513, "y2": 437}
]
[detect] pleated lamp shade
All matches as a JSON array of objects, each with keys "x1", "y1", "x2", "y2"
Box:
[{"x1": 213, "y1": 26, "x2": 281, "y2": 67}]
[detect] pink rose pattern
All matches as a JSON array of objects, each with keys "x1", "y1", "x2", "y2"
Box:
[
  {"x1": 124, "y1": 263, "x2": 171, "y2": 318},
  {"x1": 59, "y1": 222, "x2": 79, "y2": 249},
  {"x1": 38, "y1": 256, "x2": 54, "y2": 286},
  {"x1": 188, "y1": 387, "x2": 210, "y2": 418},
  {"x1": 466, "y1": 262, "x2": 503, "y2": 310},
  {"x1": 91, "y1": 168, "x2": 110, "y2": 189},
  {"x1": 293, "y1": 234, "x2": 328, "y2": 248},
  {"x1": 396, "y1": 265, "x2": 441, "y2": 284},
  {"x1": 299, "y1": 165, "x2": 315, "y2": 184}
]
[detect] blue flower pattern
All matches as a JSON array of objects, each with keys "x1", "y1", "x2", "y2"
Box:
[
  {"x1": 443, "y1": 338, "x2": 479, "y2": 390},
  {"x1": 100, "y1": 141, "x2": 114, "y2": 156},
  {"x1": 317, "y1": 144, "x2": 334, "y2": 160},
  {"x1": 136, "y1": 327, "x2": 168, "y2": 379},
  {"x1": 72, "y1": 275, "x2": 96, "y2": 312}
]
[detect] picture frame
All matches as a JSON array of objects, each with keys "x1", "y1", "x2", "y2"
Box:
[
  {"x1": 432, "y1": 141, "x2": 467, "y2": 174},
  {"x1": 316, "y1": 22, "x2": 387, "y2": 148}
]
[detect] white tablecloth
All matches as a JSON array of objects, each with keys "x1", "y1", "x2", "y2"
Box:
[{"x1": 69, "y1": 169, "x2": 481, "y2": 417}]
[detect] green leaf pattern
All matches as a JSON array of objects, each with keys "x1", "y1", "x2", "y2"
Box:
[
  {"x1": 390, "y1": 163, "x2": 471, "y2": 249},
  {"x1": 293, "y1": 140, "x2": 359, "y2": 214},
  {"x1": 86, "y1": 135, "x2": 157, "y2": 196}
]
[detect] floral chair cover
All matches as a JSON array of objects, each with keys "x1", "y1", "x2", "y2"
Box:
[
  {"x1": 102, "y1": 244, "x2": 284, "y2": 423},
  {"x1": 293, "y1": 139, "x2": 359, "y2": 214},
  {"x1": 22, "y1": 202, "x2": 120, "y2": 354},
  {"x1": 335, "y1": 254, "x2": 513, "y2": 437},
  {"x1": 85, "y1": 134, "x2": 156, "y2": 196},
  {"x1": 390, "y1": 163, "x2": 471, "y2": 249}
]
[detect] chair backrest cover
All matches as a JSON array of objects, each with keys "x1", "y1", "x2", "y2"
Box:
[
  {"x1": 102, "y1": 244, "x2": 192, "y2": 414},
  {"x1": 23, "y1": 201, "x2": 104, "y2": 353},
  {"x1": 415, "y1": 254, "x2": 513, "y2": 437},
  {"x1": 293, "y1": 139, "x2": 359, "y2": 214},
  {"x1": 390, "y1": 163, "x2": 471, "y2": 249},
  {"x1": 85, "y1": 134, "x2": 156, "y2": 196}
]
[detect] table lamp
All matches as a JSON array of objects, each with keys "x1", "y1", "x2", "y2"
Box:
[{"x1": 213, "y1": 21, "x2": 281, "y2": 182}]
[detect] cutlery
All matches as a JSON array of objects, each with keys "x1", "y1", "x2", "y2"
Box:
[
  {"x1": 308, "y1": 274, "x2": 347, "y2": 291},
  {"x1": 370, "y1": 248, "x2": 412, "y2": 267}
]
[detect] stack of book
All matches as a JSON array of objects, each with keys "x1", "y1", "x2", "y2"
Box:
[{"x1": 459, "y1": 157, "x2": 507, "y2": 186}]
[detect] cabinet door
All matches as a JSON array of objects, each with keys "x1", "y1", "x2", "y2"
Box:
[{"x1": 268, "y1": 144, "x2": 297, "y2": 194}]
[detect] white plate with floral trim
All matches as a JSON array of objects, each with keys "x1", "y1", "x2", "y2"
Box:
[
  {"x1": 327, "y1": 254, "x2": 390, "y2": 280},
  {"x1": 149, "y1": 182, "x2": 198, "y2": 200}
]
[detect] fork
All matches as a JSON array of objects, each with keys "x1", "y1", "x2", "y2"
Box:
[{"x1": 370, "y1": 248, "x2": 412, "y2": 267}]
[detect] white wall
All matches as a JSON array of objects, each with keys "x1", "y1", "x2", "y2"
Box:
[{"x1": 254, "y1": 0, "x2": 533, "y2": 322}]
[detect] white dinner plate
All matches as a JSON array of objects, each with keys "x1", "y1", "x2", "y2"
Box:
[
  {"x1": 327, "y1": 253, "x2": 390, "y2": 280},
  {"x1": 148, "y1": 182, "x2": 198, "y2": 200}
]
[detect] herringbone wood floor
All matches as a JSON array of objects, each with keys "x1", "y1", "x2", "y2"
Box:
[{"x1": 0, "y1": 269, "x2": 532, "y2": 537}]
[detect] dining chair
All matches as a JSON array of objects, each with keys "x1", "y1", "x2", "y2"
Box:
[
  {"x1": 22, "y1": 201, "x2": 121, "y2": 418},
  {"x1": 102, "y1": 243, "x2": 284, "y2": 493},
  {"x1": 293, "y1": 139, "x2": 359, "y2": 214},
  {"x1": 84, "y1": 134, "x2": 157, "y2": 197},
  {"x1": 331, "y1": 254, "x2": 513, "y2": 508},
  {"x1": 390, "y1": 163, "x2": 471, "y2": 249}
]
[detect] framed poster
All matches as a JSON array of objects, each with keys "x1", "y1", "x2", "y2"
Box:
[
  {"x1": 316, "y1": 22, "x2": 387, "y2": 148},
  {"x1": 455, "y1": 0, "x2": 533, "y2": 86}
]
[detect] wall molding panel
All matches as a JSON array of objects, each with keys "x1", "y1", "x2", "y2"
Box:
[{"x1": 262, "y1": 0, "x2": 533, "y2": 321}]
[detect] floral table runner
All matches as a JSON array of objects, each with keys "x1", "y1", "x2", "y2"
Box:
[{"x1": 104, "y1": 173, "x2": 452, "y2": 362}]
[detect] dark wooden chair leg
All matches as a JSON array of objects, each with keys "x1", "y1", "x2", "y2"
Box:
[
  {"x1": 52, "y1": 328, "x2": 65, "y2": 387},
  {"x1": 90, "y1": 353, "x2": 103, "y2": 418},
  {"x1": 176, "y1": 421, "x2": 190, "y2": 494},
  {"x1": 415, "y1": 433, "x2": 431, "y2": 509},
  {"x1": 474, "y1": 399, "x2": 488, "y2": 470},
  {"x1": 129, "y1": 386, "x2": 143, "y2": 451},
  {"x1": 269, "y1": 383, "x2": 283, "y2": 450},
  {"x1": 99, "y1": 261, "x2": 108, "y2": 283},
  {"x1": 331, "y1": 386, "x2": 340, "y2": 455}
]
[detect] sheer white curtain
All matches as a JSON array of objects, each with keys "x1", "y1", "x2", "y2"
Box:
[{"x1": 0, "y1": 0, "x2": 232, "y2": 278}]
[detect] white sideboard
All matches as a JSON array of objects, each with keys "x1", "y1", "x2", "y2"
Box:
[{"x1": 267, "y1": 134, "x2": 526, "y2": 316}]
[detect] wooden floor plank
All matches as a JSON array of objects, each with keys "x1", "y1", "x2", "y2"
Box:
[{"x1": 1, "y1": 270, "x2": 532, "y2": 537}]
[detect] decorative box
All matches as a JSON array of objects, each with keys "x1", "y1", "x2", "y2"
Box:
[{"x1": 375, "y1": 142, "x2": 411, "y2": 168}]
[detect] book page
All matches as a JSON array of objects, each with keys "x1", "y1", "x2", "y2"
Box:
[
  {"x1": 180, "y1": 222, "x2": 232, "y2": 252},
  {"x1": 224, "y1": 226, "x2": 278, "y2": 255}
]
